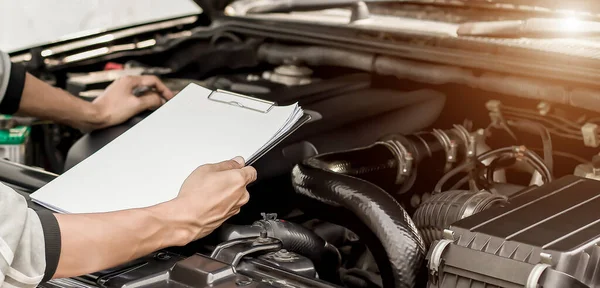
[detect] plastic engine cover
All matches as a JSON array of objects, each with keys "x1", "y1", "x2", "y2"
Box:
[{"x1": 426, "y1": 175, "x2": 600, "y2": 288}]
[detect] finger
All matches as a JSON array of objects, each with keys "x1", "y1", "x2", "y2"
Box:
[
  {"x1": 201, "y1": 158, "x2": 244, "y2": 173},
  {"x1": 231, "y1": 156, "x2": 245, "y2": 166},
  {"x1": 238, "y1": 166, "x2": 258, "y2": 185},
  {"x1": 236, "y1": 191, "x2": 250, "y2": 206},
  {"x1": 138, "y1": 75, "x2": 175, "y2": 100},
  {"x1": 137, "y1": 93, "x2": 163, "y2": 111}
]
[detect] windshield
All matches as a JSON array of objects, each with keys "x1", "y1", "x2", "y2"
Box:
[{"x1": 0, "y1": 0, "x2": 201, "y2": 53}]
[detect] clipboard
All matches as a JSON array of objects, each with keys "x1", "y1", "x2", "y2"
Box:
[
  {"x1": 30, "y1": 84, "x2": 310, "y2": 214},
  {"x1": 205, "y1": 89, "x2": 311, "y2": 165},
  {"x1": 246, "y1": 113, "x2": 311, "y2": 165}
]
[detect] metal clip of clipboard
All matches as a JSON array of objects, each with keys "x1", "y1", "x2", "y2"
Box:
[{"x1": 207, "y1": 89, "x2": 276, "y2": 113}]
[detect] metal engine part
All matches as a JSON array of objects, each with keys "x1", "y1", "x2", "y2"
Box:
[
  {"x1": 262, "y1": 64, "x2": 315, "y2": 86},
  {"x1": 574, "y1": 154, "x2": 600, "y2": 181},
  {"x1": 217, "y1": 213, "x2": 340, "y2": 281},
  {"x1": 43, "y1": 235, "x2": 334, "y2": 288},
  {"x1": 426, "y1": 175, "x2": 600, "y2": 288},
  {"x1": 291, "y1": 124, "x2": 483, "y2": 288},
  {"x1": 258, "y1": 249, "x2": 317, "y2": 278}
]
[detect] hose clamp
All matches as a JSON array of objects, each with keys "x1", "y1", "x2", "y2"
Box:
[
  {"x1": 526, "y1": 263, "x2": 551, "y2": 288},
  {"x1": 452, "y1": 124, "x2": 476, "y2": 160},
  {"x1": 432, "y1": 129, "x2": 455, "y2": 164},
  {"x1": 428, "y1": 239, "x2": 453, "y2": 285},
  {"x1": 378, "y1": 140, "x2": 413, "y2": 184}
]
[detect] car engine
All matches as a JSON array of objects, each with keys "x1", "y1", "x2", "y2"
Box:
[{"x1": 9, "y1": 23, "x2": 600, "y2": 288}]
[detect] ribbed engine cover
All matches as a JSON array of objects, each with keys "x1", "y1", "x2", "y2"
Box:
[{"x1": 426, "y1": 175, "x2": 600, "y2": 288}]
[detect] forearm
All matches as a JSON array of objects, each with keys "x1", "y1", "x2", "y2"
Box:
[
  {"x1": 53, "y1": 202, "x2": 193, "y2": 278},
  {"x1": 17, "y1": 73, "x2": 107, "y2": 131}
]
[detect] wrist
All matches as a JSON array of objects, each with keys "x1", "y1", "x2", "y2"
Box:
[
  {"x1": 143, "y1": 201, "x2": 196, "y2": 247},
  {"x1": 77, "y1": 102, "x2": 109, "y2": 132}
]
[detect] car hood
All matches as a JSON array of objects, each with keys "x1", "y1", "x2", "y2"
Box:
[
  {"x1": 1, "y1": 0, "x2": 201, "y2": 53},
  {"x1": 195, "y1": 0, "x2": 600, "y2": 16}
]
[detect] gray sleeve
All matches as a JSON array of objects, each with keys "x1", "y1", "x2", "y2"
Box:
[
  {"x1": 0, "y1": 183, "x2": 61, "y2": 287},
  {"x1": 0, "y1": 49, "x2": 26, "y2": 114},
  {"x1": 0, "y1": 50, "x2": 10, "y2": 103}
]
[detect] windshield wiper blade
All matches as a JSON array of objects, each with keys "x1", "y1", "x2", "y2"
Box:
[
  {"x1": 457, "y1": 18, "x2": 600, "y2": 38},
  {"x1": 225, "y1": 0, "x2": 374, "y2": 17}
]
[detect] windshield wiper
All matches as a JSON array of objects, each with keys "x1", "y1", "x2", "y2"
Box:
[
  {"x1": 457, "y1": 18, "x2": 600, "y2": 38},
  {"x1": 225, "y1": 0, "x2": 372, "y2": 19}
]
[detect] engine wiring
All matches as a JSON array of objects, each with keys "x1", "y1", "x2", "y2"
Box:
[
  {"x1": 506, "y1": 119, "x2": 553, "y2": 174},
  {"x1": 431, "y1": 99, "x2": 596, "y2": 198},
  {"x1": 433, "y1": 145, "x2": 553, "y2": 194},
  {"x1": 487, "y1": 100, "x2": 600, "y2": 143},
  {"x1": 529, "y1": 148, "x2": 589, "y2": 164}
]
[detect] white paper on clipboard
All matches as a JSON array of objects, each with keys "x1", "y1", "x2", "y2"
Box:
[{"x1": 30, "y1": 83, "x2": 306, "y2": 214}]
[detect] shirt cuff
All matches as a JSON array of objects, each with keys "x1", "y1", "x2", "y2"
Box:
[
  {"x1": 0, "y1": 61, "x2": 25, "y2": 114},
  {"x1": 35, "y1": 210, "x2": 61, "y2": 283}
]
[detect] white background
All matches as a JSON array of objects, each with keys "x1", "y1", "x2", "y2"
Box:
[{"x1": 0, "y1": 0, "x2": 201, "y2": 52}]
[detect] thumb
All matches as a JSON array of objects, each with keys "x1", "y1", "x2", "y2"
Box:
[
  {"x1": 137, "y1": 93, "x2": 163, "y2": 111},
  {"x1": 202, "y1": 157, "x2": 245, "y2": 172}
]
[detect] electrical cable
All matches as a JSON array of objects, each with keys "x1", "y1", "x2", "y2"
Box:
[
  {"x1": 530, "y1": 148, "x2": 589, "y2": 164},
  {"x1": 449, "y1": 175, "x2": 471, "y2": 191},
  {"x1": 503, "y1": 111, "x2": 580, "y2": 135},
  {"x1": 507, "y1": 120, "x2": 553, "y2": 175},
  {"x1": 433, "y1": 161, "x2": 474, "y2": 194},
  {"x1": 485, "y1": 155, "x2": 515, "y2": 185},
  {"x1": 502, "y1": 106, "x2": 582, "y2": 130},
  {"x1": 434, "y1": 146, "x2": 553, "y2": 194},
  {"x1": 504, "y1": 115, "x2": 584, "y2": 140}
]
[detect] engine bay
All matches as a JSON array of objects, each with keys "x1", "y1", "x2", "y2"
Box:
[{"x1": 11, "y1": 25, "x2": 600, "y2": 288}]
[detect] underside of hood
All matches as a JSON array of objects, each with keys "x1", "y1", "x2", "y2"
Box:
[
  {"x1": 193, "y1": 0, "x2": 232, "y2": 17},
  {"x1": 193, "y1": 0, "x2": 600, "y2": 17}
]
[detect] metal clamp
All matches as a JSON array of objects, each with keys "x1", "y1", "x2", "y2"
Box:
[
  {"x1": 429, "y1": 239, "x2": 453, "y2": 274},
  {"x1": 452, "y1": 124, "x2": 476, "y2": 160},
  {"x1": 378, "y1": 140, "x2": 413, "y2": 184},
  {"x1": 432, "y1": 129, "x2": 458, "y2": 171},
  {"x1": 208, "y1": 89, "x2": 275, "y2": 113},
  {"x1": 261, "y1": 213, "x2": 278, "y2": 221},
  {"x1": 526, "y1": 264, "x2": 551, "y2": 288},
  {"x1": 428, "y1": 239, "x2": 453, "y2": 285}
]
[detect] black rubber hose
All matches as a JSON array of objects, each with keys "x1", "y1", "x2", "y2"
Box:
[
  {"x1": 217, "y1": 220, "x2": 341, "y2": 281},
  {"x1": 292, "y1": 163, "x2": 426, "y2": 288}
]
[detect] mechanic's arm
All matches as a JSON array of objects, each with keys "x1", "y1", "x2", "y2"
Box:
[
  {"x1": 0, "y1": 157, "x2": 255, "y2": 285},
  {"x1": 0, "y1": 50, "x2": 174, "y2": 132},
  {"x1": 53, "y1": 158, "x2": 255, "y2": 278}
]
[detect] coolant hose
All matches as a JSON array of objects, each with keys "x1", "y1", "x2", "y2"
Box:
[
  {"x1": 292, "y1": 161, "x2": 426, "y2": 288},
  {"x1": 217, "y1": 219, "x2": 341, "y2": 280}
]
